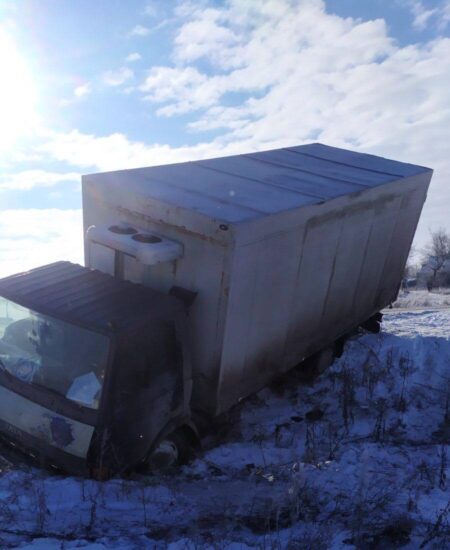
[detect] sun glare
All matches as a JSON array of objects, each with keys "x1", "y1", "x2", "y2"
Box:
[{"x1": 0, "y1": 28, "x2": 37, "y2": 152}]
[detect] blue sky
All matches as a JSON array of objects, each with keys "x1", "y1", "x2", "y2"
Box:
[{"x1": 0, "y1": 0, "x2": 449, "y2": 275}]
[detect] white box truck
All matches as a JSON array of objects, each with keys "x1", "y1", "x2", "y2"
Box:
[{"x1": 0, "y1": 143, "x2": 432, "y2": 477}]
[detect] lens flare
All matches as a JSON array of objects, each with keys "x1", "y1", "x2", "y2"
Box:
[{"x1": 0, "y1": 28, "x2": 38, "y2": 152}]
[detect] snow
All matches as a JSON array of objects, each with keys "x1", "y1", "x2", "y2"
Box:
[
  {"x1": 0, "y1": 310, "x2": 449, "y2": 548},
  {"x1": 393, "y1": 289, "x2": 450, "y2": 309}
]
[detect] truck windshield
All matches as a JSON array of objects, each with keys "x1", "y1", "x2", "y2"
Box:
[{"x1": 0, "y1": 298, "x2": 109, "y2": 409}]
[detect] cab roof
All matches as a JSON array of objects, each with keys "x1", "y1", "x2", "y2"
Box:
[{"x1": 0, "y1": 262, "x2": 183, "y2": 334}]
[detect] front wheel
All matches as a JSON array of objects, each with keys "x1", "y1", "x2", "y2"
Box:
[{"x1": 144, "y1": 425, "x2": 200, "y2": 471}]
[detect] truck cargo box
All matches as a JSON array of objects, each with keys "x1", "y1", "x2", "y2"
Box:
[{"x1": 82, "y1": 143, "x2": 432, "y2": 416}]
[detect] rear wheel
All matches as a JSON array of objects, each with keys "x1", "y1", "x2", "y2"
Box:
[
  {"x1": 296, "y1": 331, "x2": 356, "y2": 382},
  {"x1": 296, "y1": 345, "x2": 335, "y2": 382},
  {"x1": 360, "y1": 312, "x2": 383, "y2": 333}
]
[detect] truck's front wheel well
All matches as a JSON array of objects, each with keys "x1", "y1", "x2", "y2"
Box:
[
  {"x1": 141, "y1": 422, "x2": 200, "y2": 472},
  {"x1": 169, "y1": 424, "x2": 201, "y2": 462}
]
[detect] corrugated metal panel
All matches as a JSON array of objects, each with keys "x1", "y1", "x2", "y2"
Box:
[
  {"x1": 198, "y1": 155, "x2": 365, "y2": 198},
  {"x1": 292, "y1": 144, "x2": 425, "y2": 177},
  {"x1": 249, "y1": 149, "x2": 394, "y2": 185},
  {"x1": 85, "y1": 143, "x2": 431, "y2": 224},
  {"x1": 0, "y1": 262, "x2": 182, "y2": 333},
  {"x1": 123, "y1": 162, "x2": 319, "y2": 213}
]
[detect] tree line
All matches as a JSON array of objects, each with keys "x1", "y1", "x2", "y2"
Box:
[{"x1": 405, "y1": 228, "x2": 450, "y2": 289}]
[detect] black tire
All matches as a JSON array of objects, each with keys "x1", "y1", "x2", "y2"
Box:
[{"x1": 144, "y1": 425, "x2": 200, "y2": 472}]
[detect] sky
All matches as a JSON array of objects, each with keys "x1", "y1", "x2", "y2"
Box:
[{"x1": 0, "y1": 0, "x2": 449, "y2": 276}]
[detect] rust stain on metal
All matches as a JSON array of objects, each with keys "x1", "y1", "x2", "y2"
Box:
[
  {"x1": 307, "y1": 192, "x2": 399, "y2": 228},
  {"x1": 114, "y1": 204, "x2": 229, "y2": 247}
]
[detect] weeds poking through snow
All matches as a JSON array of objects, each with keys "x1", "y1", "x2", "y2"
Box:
[
  {"x1": 444, "y1": 386, "x2": 450, "y2": 425},
  {"x1": 140, "y1": 484, "x2": 148, "y2": 528},
  {"x1": 275, "y1": 423, "x2": 294, "y2": 449},
  {"x1": 373, "y1": 398, "x2": 387, "y2": 443},
  {"x1": 396, "y1": 351, "x2": 414, "y2": 413},
  {"x1": 33, "y1": 479, "x2": 48, "y2": 534},
  {"x1": 303, "y1": 423, "x2": 317, "y2": 465},
  {"x1": 339, "y1": 362, "x2": 355, "y2": 434},
  {"x1": 326, "y1": 422, "x2": 341, "y2": 461},
  {"x1": 420, "y1": 500, "x2": 450, "y2": 548},
  {"x1": 439, "y1": 444, "x2": 447, "y2": 490}
]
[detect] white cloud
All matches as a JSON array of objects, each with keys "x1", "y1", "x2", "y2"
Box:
[
  {"x1": 437, "y1": 0, "x2": 450, "y2": 29},
  {"x1": 130, "y1": 19, "x2": 173, "y2": 39},
  {"x1": 37, "y1": 129, "x2": 227, "y2": 171},
  {"x1": 140, "y1": 66, "x2": 225, "y2": 115},
  {"x1": 173, "y1": 7, "x2": 241, "y2": 67},
  {"x1": 126, "y1": 52, "x2": 142, "y2": 63},
  {"x1": 102, "y1": 67, "x2": 134, "y2": 87},
  {"x1": 130, "y1": 24, "x2": 150, "y2": 37},
  {"x1": 74, "y1": 82, "x2": 91, "y2": 98},
  {"x1": 0, "y1": 209, "x2": 83, "y2": 277},
  {"x1": 0, "y1": 170, "x2": 80, "y2": 191},
  {"x1": 408, "y1": 1, "x2": 438, "y2": 29},
  {"x1": 141, "y1": 1, "x2": 395, "y2": 117},
  {"x1": 400, "y1": 0, "x2": 450, "y2": 30},
  {"x1": 34, "y1": 0, "x2": 450, "y2": 249},
  {"x1": 60, "y1": 82, "x2": 91, "y2": 106}
]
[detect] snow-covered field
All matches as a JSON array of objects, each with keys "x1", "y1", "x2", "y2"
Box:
[
  {"x1": 393, "y1": 290, "x2": 450, "y2": 309},
  {"x1": 0, "y1": 310, "x2": 449, "y2": 549}
]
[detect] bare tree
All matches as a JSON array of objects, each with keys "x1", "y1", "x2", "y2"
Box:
[
  {"x1": 403, "y1": 246, "x2": 418, "y2": 280},
  {"x1": 422, "y1": 228, "x2": 450, "y2": 287}
]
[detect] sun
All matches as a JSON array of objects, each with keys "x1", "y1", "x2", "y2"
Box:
[{"x1": 0, "y1": 28, "x2": 37, "y2": 152}]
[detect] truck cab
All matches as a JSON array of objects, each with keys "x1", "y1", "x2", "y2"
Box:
[{"x1": 0, "y1": 262, "x2": 191, "y2": 477}]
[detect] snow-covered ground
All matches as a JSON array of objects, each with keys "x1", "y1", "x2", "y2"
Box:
[
  {"x1": 393, "y1": 289, "x2": 450, "y2": 309},
  {"x1": 0, "y1": 310, "x2": 449, "y2": 549}
]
